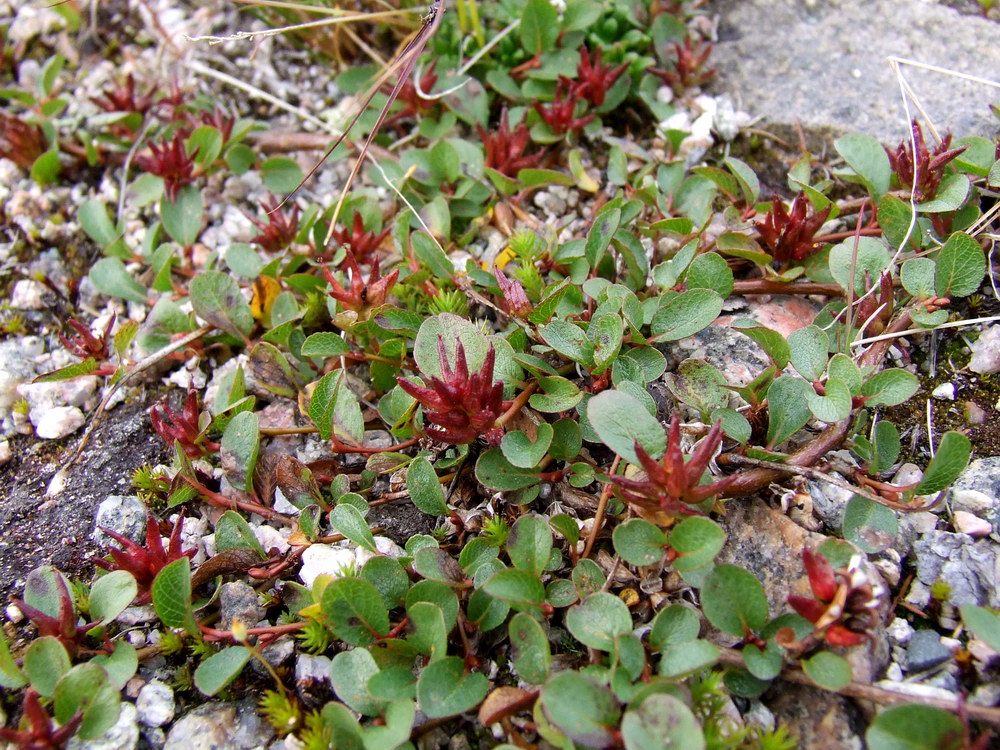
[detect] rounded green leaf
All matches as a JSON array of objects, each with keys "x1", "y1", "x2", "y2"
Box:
[
  {"x1": 482, "y1": 568, "x2": 546, "y2": 612},
  {"x1": 362, "y1": 555, "x2": 410, "y2": 609},
  {"x1": 613, "y1": 519, "x2": 667, "y2": 567},
  {"x1": 915, "y1": 431, "x2": 972, "y2": 495},
  {"x1": 788, "y1": 325, "x2": 829, "y2": 381},
  {"x1": 566, "y1": 592, "x2": 633, "y2": 652},
  {"x1": 649, "y1": 289, "x2": 723, "y2": 342},
  {"x1": 866, "y1": 704, "x2": 964, "y2": 750},
  {"x1": 413, "y1": 548, "x2": 464, "y2": 586},
  {"x1": 215, "y1": 510, "x2": 267, "y2": 558},
  {"x1": 835, "y1": 133, "x2": 891, "y2": 198},
  {"x1": 801, "y1": 651, "x2": 852, "y2": 691},
  {"x1": 805, "y1": 376, "x2": 852, "y2": 423},
  {"x1": 648, "y1": 605, "x2": 700, "y2": 653},
  {"x1": 829, "y1": 237, "x2": 890, "y2": 296},
  {"x1": 221, "y1": 410, "x2": 259, "y2": 493},
  {"x1": 53, "y1": 663, "x2": 121, "y2": 740},
  {"x1": 24, "y1": 637, "x2": 70, "y2": 697},
  {"x1": 587, "y1": 389, "x2": 666, "y2": 465},
  {"x1": 540, "y1": 671, "x2": 621, "y2": 749},
  {"x1": 529, "y1": 376, "x2": 583, "y2": 413},
  {"x1": 501, "y1": 424, "x2": 553, "y2": 469},
  {"x1": 194, "y1": 646, "x2": 251, "y2": 696},
  {"x1": 321, "y1": 577, "x2": 390, "y2": 645},
  {"x1": 507, "y1": 514, "x2": 553, "y2": 577},
  {"x1": 960, "y1": 605, "x2": 1000, "y2": 653},
  {"x1": 475, "y1": 448, "x2": 540, "y2": 491},
  {"x1": 301, "y1": 332, "x2": 350, "y2": 357},
  {"x1": 89, "y1": 257, "x2": 148, "y2": 304},
  {"x1": 658, "y1": 639, "x2": 720, "y2": 678},
  {"x1": 368, "y1": 666, "x2": 416, "y2": 702},
  {"x1": 622, "y1": 693, "x2": 705, "y2": 750},
  {"x1": 408, "y1": 601, "x2": 448, "y2": 659},
  {"x1": 509, "y1": 612, "x2": 552, "y2": 684},
  {"x1": 189, "y1": 270, "x2": 253, "y2": 340},
  {"x1": 701, "y1": 565, "x2": 768, "y2": 637},
  {"x1": 669, "y1": 517, "x2": 726, "y2": 573},
  {"x1": 743, "y1": 640, "x2": 783, "y2": 680},
  {"x1": 414, "y1": 313, "x2": 490, "y2": 378},
  {"x1": 330, "y1": 503, "x2": 377, "y2": 553},
  {"x1": 161, "y1": 184, "x2": 204, "y2": 247},
  {"x1": 860, "y1": 369, "x2": 919, "y2": 408},
  {"x1": 152, "y1": 557, "x2": 197, "y2": 635},
  {"x1": 260, "y1": 156, "x2": 303, "y2": 193},
  {"x1": 406, "y1": 456, "x2": 449, "y2": 515},
  {"x1": 89, "y1": 570, "x2": 138, "y2": 624},
  {"x1": 416, "y1": 656, "x2": 488, "y2": 719},
  {"x1": 330, "y1": 649, "x2": 383, "y2": 716},
  {"x1": 842, "y1": 494, "x2": 898, "y2": 554}
]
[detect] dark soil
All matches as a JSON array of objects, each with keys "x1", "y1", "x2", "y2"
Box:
[{"x1": 0, "y1": 397, "x2": 169, "y2": 595}]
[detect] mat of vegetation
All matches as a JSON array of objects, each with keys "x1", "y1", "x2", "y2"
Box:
[{"x1": 1, "y1": 0, "x2": 1000, "y2": 748}]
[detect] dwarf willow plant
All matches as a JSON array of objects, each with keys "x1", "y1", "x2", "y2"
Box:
[{"x1": 5, "y1": 0, "x2": 1000, "y2": 746}]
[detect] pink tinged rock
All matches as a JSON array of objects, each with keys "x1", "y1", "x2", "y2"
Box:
[
  {"x1": 968, "y1": 326, "x2": 1000, "y2": 374},
  {"x1": 952, "y1": 510, "x2": 992, "y2": 538}
]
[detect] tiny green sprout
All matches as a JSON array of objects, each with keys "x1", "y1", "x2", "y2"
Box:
[
  {"x1": 259, "y1": 689, "x2": 302, "y2": 736},
  {"x1": 69, "y1": 579, "x2": 90, "y2": 616},
  {"x1": 171, "y1": 663, "x2": 194, "y2": 692},
  {"x1": 427, "y1": 288, "x2": 468, "y2": 317},
  {"x1": 1, "y1": 312, "x2": 26, "y2": 335},
  {"x1": 481, "y1": 516, "x2": 510, "y2": 547},
  {"x1": 432, "y1": 523, "x2": 451, "y2": 542},
  {"x1": 508, "y1": 229, "x2": 544, "y2": 260},
  {"x1": 296, "y1": 618, "x2": 331, "y2": 654},
  {"x1": 189, "y1": 635, "x2": 214, "y2": 658},
  {"x1": 930, "y1": 578, "x2": 953, "y2": 602},
  {"x1": 158, "y1": 630, "x2": 185, "y2": 655},
  {"x1": 12, "y1": 397, "x2": 29, "y2": 415},
  {"x1": 297, "y1": 710, "x2": 333, "y2": 750}
]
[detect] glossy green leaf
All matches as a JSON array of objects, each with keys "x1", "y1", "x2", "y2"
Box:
[
  {"x1": 330, "y1": 503, "x2": 377, "y2": 553},
  {"x1": 194, "y1": 646, "x2": 251, "y2": 696},
  {"x1": 152, "y1": 557, "x2": 198, "y2": 635},
  {"x1": 540, "y1": 671, "x2": 621, "y2": 749},
  {"x1": 507, "y1": 514, "x2": 553, "y2": 577}
]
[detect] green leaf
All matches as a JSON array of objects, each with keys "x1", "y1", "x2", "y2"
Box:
[
  {"x1": 53, "y1": 663, "x2": 121, "y2": 740},
  {"x1": 161, "y1": 184, "x2": 204, "y2": 247},
  {"x1": 805, "y1": 377, "x2": 852, "y2": 423},
  {"x1": 330, "y1": 503, "x2": 377, "y2": 553},
  {"x1": 701, "y1": 565, "x2": 768, "y2": 637},
  {"x1": 959, "y1": 605, "x2": 1000, "y2": 652},
  {"x1": 540, "y1": 671, "x2": 621, "y2": 749},
  {"x1": 89, "y1": 570, "x2": 138, "y2": 624},
  {"x1": 507, "y1": 514, "x2": 553, "y2": 577},
  {"x1": 731, "y1": 319, "x2": 791, "y2": 369},
  {"x1": 519, "y1": 0, "x2": 559, "y2": 55},
  {"x1": 482, "y1": 568, "x2": 546, "y2": 612},
  {"x1": 152, "y1": 557, "x2": 197, "y2": 635},
  {"x1": 539, "y1": 320, "x2": 594, "y2": 368},
  {"x1": 917, "y1": 173, "x2": 970, "y2": 213},
  {"x1": 829, "y1": 237, "x2": 890, "y2": 296},
  {"x1": 901, "y1": 257, "x2": 936, "y2": 298},
  {"x1": 870, "y1": 420, "x2": 901, "y2": 474},
  {"x1": 590, "y1": 311, "x2": 624, "y2": 372},
  {"x1": 260, "y1": 157, "x2": 303, "y2": 193},
  {"x1": 743, "y1": 639, "x2": 783, "y2": 680},
  {"x1": 501, "y1": 424, "x2": 553, "y2": 469},
  {"x1": 621, "y1": 693, "x2": 705, "y2": 750},
  {"x1": 78, "y1": 199, "x2": 127, "y2": 257},
  {"x1": 866, "y1": 704, "x2": 964, "y2": 750},
  {"x1": 878, "y1": 194, "x2": 916, "y2": 251},
  {"x1": 669, "y1": 517, "x2": 726, "y2": 572},
  {"x1": 587, "y1": 389, "x2": 666, "y2": 465},
  {"x1": 566, "y1": 592, "x2": 633, "y2": 651},
  {"x1": 934, "y1": 231, "x2": 986, "y2": 298},
  {"x1": 407, "y1": 457, "x2": 448, "y2": 515},
  {"x1": 0, "y1": 631, "x2": 26, "y2": 689},
  {"x1": 765, "y1": 376, "x2": 813, "y2": 448},
  {"x1": 33, "y1": 357, "x2": 100, "y2": 383},
  {"x1": 613, "y1": 519, "x2": 667, "y2": 567},
  {"x1": 89, "y1": 642, "x2": 137, "y2": 692},
  {"x1": 915, "y1": 431, "x2": 972, "y2": 494},
  {"x1": 319, "y1": 703, "x2": 366, "y2": 750},
  {"x1": 685, "y1": 252, "x2": 734, "y2": 297},
  {"x1": 408, "y1": 601, "x2": 449, "y2": 659},
  {"x1": 412, "y1": 230, "x2": 454, "y2": 280},
  {"x1": 308, "y1": 370, "x2": 365, "y2": 443},
  {"x1": 189, "y1": 270, "x2": 254, "y2": 341},
  {"x1": 801, "y1": 651, "x2": 852, "y2": 690},
  {"x1": 368, "y1": 667, "x2": 417, "y2": 701},
  {"x1": 24, "y1": 637, "x2": 70, "y2": 697},
  {"x1": 475, "y1": 448, "x2": 540, "y2": 491},
  {"x1": 222, "y1": 410, "x2": 259, "y2": 493},
  {"x1": 842, "y1": 494, "x2": 897, "y2": 554},
  {"x1": 414, "y1": 313, "x2": 490, "y2": 378},
  {"x1": 413, "y1": 548, "x2": 464, "y2": 588},
  {"x1": 835, "y1": 133, "x2": 891, "y2": 197},
  {"x1": 509, "y1": 612, "x2": 552, "y2": 684},
  {"x1": 301, "y1": 332, "x2": 350, "y2": 357},
  {"x1": 860, "y1": 369, "x2": 919, "y2": 408},
  {"x1": 649, "y1": 289, "x2": 723, "y2": 342},
  {"x1": 586, "y1": 207, "x2": 621, "y2": 269},
  {"x1": 362, "y1": 556, "x2": 410, "y2": 609},
  {"x1": 659, "y1": 640, "x2": 719, "y2": 679},
  {"x1": 364, "y1": 700, "x2": 415, "y2": 750},
  {"x1": 828, "y1": 353, "x2": 863, "y2": 393},
  {"x1": 194, "y1": 646, "x2": 251, "y2": 696},
  {"x1": 321, "y1": 577, "x2": 390, "y2": 646},
  {"x1": 417, "y1": 656, "x2": 488, "y2": 719},
  {"x1": 89, "y1": 258, "x2": 147, "y2": 303},
  {"x1": 788, "y1": 325, "x2": 829, "y2": 381},
  {"x1": 215, "y1": 510, "x2": 267, "y2": 559},
  {"x1": 529, "y1": 376, "x2": 583, "y2": 413},
  {"x1": 330, "y1": 649, "x2": 384, "y2": 716},
  {"x1": 663, "y1": 359, "x2": 728, "y2": 421},
  {"x1": 648, "y1": 604, "x2": 700, "y2": 653}
]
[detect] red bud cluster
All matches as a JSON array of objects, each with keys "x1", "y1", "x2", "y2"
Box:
[{"x1": 756, "y1": 193, "x2": 832, "y2": 265}]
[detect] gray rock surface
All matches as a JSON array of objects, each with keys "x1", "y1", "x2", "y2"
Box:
[
  {"x1": 137, "y1": 681, "x2": 175, "y2": 728},
  {"x1": 913, "y1": 530, "x2": 1000, "y2": 607},
  {"x1": 218, "y1": 581, "x2": 263, "y2": 630},
  {"x1": 66, "y1": 703, "x2": 139, "y2": 750},
  {"x1": 93, "y1": 495, "x2": 149, "y2": 547},
  {"x1": 710, "y1": 0, "x2": 1000, "y2": 142},
  {"x1": 968, "y1": 326, "x2": 1000, "y2": 374},
  {"x1": 906, "y1": 630, "x2": 951, "y2": 672},
  {"x1": 163, "y1": 701, "x2": 273, "y2": 750}
]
